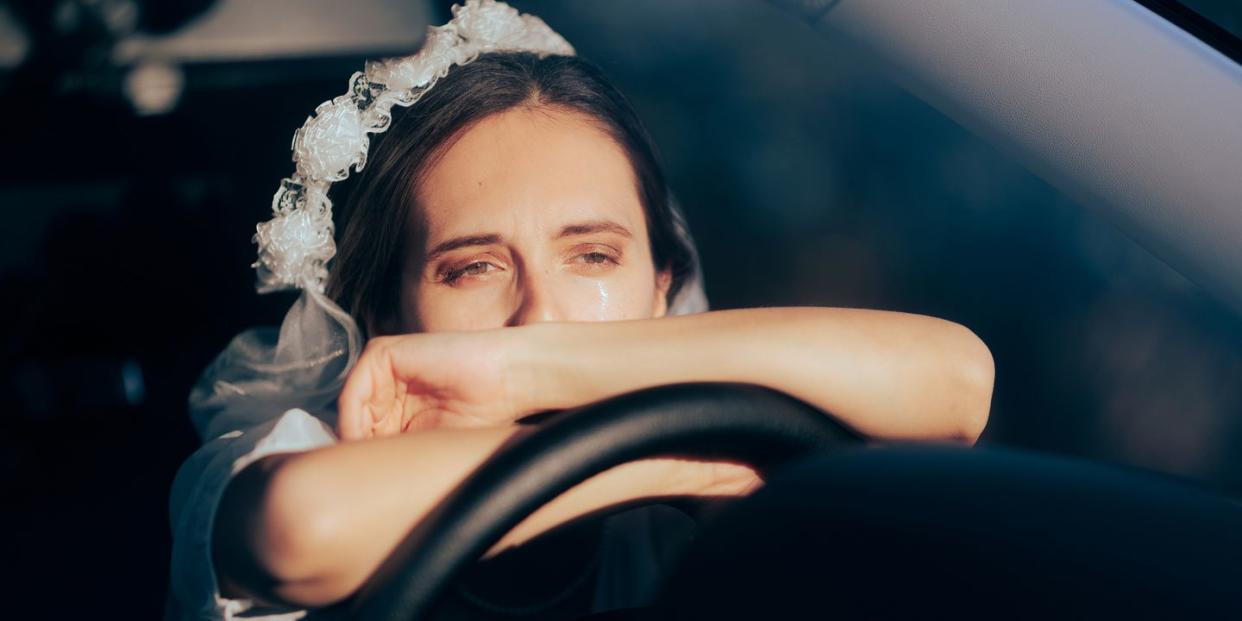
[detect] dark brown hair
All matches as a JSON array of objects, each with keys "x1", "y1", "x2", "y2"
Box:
[{"x1": 326, "y1": 52, "x2": 694, "y2": 336}]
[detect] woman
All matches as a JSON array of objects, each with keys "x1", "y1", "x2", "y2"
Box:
[{"x1": 169, "y1": 3, "x2": 993, "y2": 619}]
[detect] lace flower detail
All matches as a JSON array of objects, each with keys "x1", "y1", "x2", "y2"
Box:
[
  {"x1": 454, "y1": 0, "x2": 525, "y2": 45},
  {"x1": 366, "y1": 26, "x2": 468, "y2": 91},
  {"x1": 254, "y1": 181, "x2": 335, "y2": 292},
  {"x1": 292, "y1": 100, "x2": 367, "y2": 182},
  {"x1": 254, "y1": 0, "x2": 575, "y2": 294}
]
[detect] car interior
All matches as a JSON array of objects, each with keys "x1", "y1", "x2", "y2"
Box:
[{"x1": 3, "y1": 0, "x2": 1240, "y2": 618}]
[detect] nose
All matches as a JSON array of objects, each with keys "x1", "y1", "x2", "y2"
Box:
[{"x1": 506, "y1": 267, "x2": 564, "y2": 326}]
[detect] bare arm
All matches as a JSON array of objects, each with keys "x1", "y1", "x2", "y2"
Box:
[
  {"x1": 341, "y1": 307, "x2": 994, "y2": 443},
  {"x1": 213, "y1": 425, "x2": 757, "y2": 608},
  {"x1": 261, "y1": 307, "x2": 990, "y2": 605},
  {"x1": 516, "y1": 307, "x2": 994, "y2": 443}
]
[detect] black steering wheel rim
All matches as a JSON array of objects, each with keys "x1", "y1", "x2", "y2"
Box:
[{"x1": 346, "y1": 382, "x2": 861, "y2": 620}]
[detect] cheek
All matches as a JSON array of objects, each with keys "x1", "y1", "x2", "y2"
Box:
[
  {"x1": 405, "y1": 284, "x2": 511, "y2": 332},
  {"x1": 559, "y1": 269, "x2": 657, "y2": 322}
]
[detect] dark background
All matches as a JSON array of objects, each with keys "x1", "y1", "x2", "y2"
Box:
[{"x1": 2, "y1": 0, "x2": 1240, "y2": 617}]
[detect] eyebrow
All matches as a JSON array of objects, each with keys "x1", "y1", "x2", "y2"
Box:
[
  {"x1": 425, "y1": 220, "x2": 633, "y2": 261},
  {"x1": 556, "y1": 220, "x2": 633, "y2": 240},
  {"x1": 425, "y1": 234, "x2": 502, "y2": 261}
]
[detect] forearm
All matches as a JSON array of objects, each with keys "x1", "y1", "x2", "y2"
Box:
[
  {"x1": 214, "y1": 426, "x2": 743, "y2": 608},
  {"x1": 516, "y1": 307, "x2": 993, "y2": 442}
]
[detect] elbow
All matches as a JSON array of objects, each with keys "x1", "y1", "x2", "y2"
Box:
[
  {"x1": 947, "y1": 323, "x2": 994, "y2": 444},
  {"x1": 215, "y1": 453, "x2": 346, "y2": 607},
  {"x1": 258, "y1": 456, "x2": 342, "y2": 585}
]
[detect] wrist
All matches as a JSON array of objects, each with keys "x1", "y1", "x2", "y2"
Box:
[{"x1": 501, "y1": 322, "x2": 570, "y2": 415}]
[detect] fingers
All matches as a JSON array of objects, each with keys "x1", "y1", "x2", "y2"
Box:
[
  {"x1": 713, "y1": 462, "x2": 764, "y2": 495},
  {"x1": 374, "y1": 367, "x2": 404, "y2": 438},
  {"x1": 399, "y1": 388, "x2": 424, "y2": 432},
  {"x1": 370, "y1": 341, "x2": 407, "y2": 438},
  {"x1": 687, "y1": 460, "x2": 763, "y2": 497},
  {"x1": 337, "y1": 352, "x2": 373, "y2": 441},
  {"x1": 338, "y1": 338, "x2": 401, "y2": 441}
]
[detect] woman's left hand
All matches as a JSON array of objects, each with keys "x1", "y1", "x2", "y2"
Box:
[{"x1": 337, "y1": 331, "x2": 529, "y2": 440}]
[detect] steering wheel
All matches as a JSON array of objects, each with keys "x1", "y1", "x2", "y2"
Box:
[{"x1": 343, "y1": 382, "x2": 861, "y2": 620}]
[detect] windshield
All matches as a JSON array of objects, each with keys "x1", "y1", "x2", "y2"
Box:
[
  {"x1": 1139, "y1": 0, "x2": 1242, "y2": 62},
  {"x1": 5, "y1": 1, "x2": 1242, "y2": 617}
]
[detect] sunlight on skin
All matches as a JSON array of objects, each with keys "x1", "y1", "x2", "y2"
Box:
[
  {"x1": 399, "y1": 106, "x2": 669, "y2": 333},
  {"x1": 220, "y1": 104, "x2": 992, "y2": 610}
]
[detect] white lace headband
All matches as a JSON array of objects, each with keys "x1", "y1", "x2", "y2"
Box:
[{"x1": 252, "y1": 0, "x2": 575, "y2": 295}]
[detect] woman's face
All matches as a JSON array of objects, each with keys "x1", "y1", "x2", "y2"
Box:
[{"x1": 397, "y1": 106, "x2": 670, "y2": 333}]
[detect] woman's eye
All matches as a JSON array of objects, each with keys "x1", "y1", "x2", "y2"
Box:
[
  {"x1": 570, "y1": 249, "x2": 620, "y2": 268},
  {"x1": 442, "y1": 261, "x2": 497, "y2": 284}
]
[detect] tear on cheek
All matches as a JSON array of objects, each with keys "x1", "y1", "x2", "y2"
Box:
[{"x1": 593, "y1": 281, "x2": 612, "y2": 321}]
